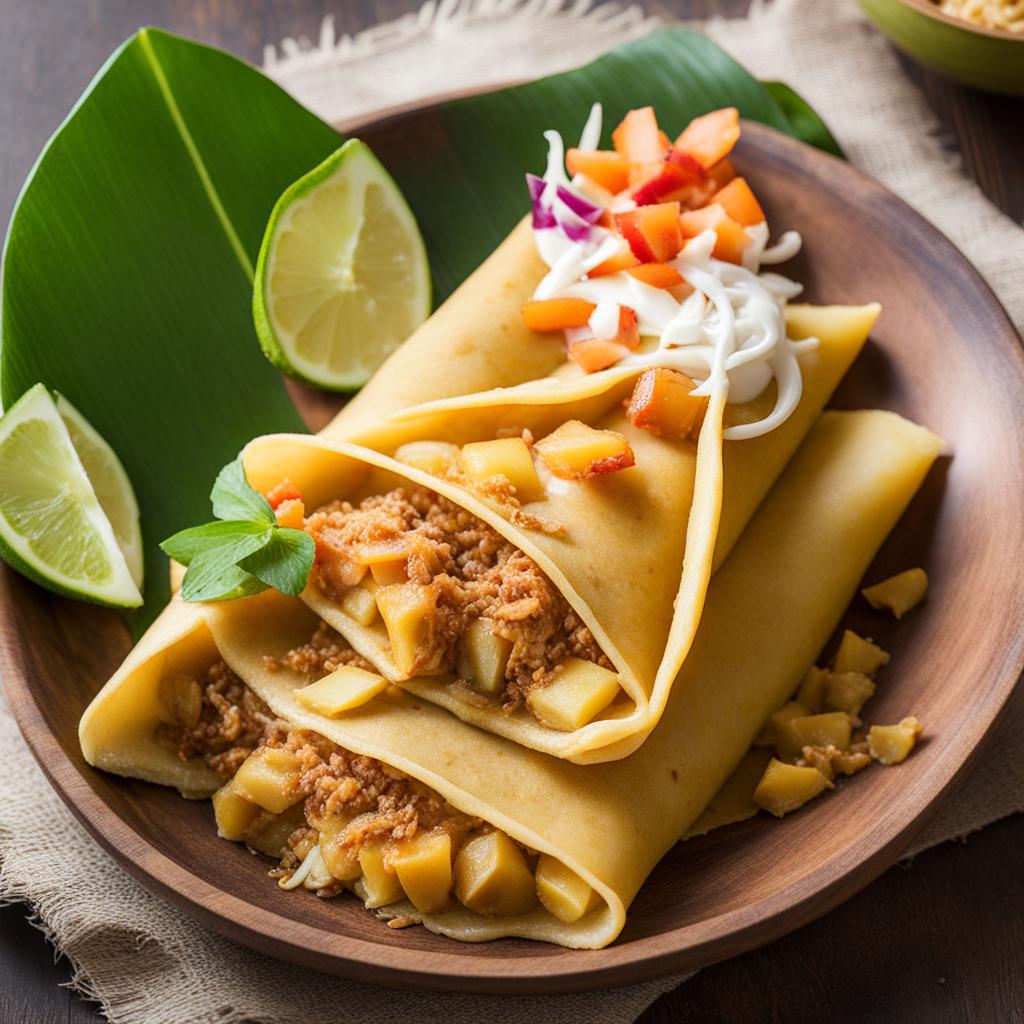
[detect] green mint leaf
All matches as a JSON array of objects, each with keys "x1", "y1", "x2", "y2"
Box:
[
  {"x1": 160, "y1": 519, "x2": 271, "y2": 566},
  {"x1": 210, "y1": 455, "x2": 275, "y2": 524},
  {"x1": 237, "y1": 527, "x2": 315, "y2": 597},
  {"x1": 180, "y1": 547, "x2": 270, "y2": 602}
]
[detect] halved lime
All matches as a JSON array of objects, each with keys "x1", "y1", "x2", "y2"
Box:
[
  {"x1": 253, "y1": 139, "x2": 431, "y2": 391},
  {"x1": 56, "y1": 393, "x2": 144, "y2": 589},
  {"x1": 0, "y1": 384, "x2": 143, "y2": 607}
]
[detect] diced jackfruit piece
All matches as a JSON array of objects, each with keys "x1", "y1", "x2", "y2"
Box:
[
  {"x1": 456, "y1": 618, "x2": 512, "y2": 696},
  {"x1": 767, "y1": 700, "x2": 811, "y2": 760},
  {"x1": 868, "y1": 717, "x2": 923, "y2": 765},
  {"x1": 824, "y1": 671, "x2": 876, "y2": 716},
  {"x1": 247, "y1": 804, "x2": 307, "y2": 857},
  {"x1": 789, "y1": 711, "x2": 852, "y2": 752},
  {"x1": 212, "y1": 783, "x2": 261, "y2": 841},
  {"x1": 319, "y1": 827, "x2": 362, "y2": 882},
  {"x1": 533, "y1": 420, "x2": 635, "y2": 481},
  {"x1": 392, "y1": 831, "x2": 454, "y2": 914},
  {"x1": 526, "y1": 657, "x2": 621, "y2": 732},
  {"x1": 795, "y1": 666, "x2": 828, "y2": 713},
  {"x1": 833, "y1": 629, "x2": 890, "y2": 677},
  {"x1": 454, "y1": 830, "x2": 537, "y2": 917},
  {"x1": 357, "y1": 540, "x2": 410, "y2": 585},
  {"x1": 358, "y1": 841, "x2": 404, "y2": 908},
  {"x1": 376, "y1": 582, "x2": 438, "y2": 677},
  {"x1": 341, "y1": 577, "x2": 379, "y2": 626},
  {"x1": 394, "y1": 440, "x2": 462, "y2": 477},
  {"x1": 536, "y1": 854, "x2": 599, "y2": 923},
  {"x1": 460, "y1": 438, "x2": 543, "y2": 502},
  {"x1": 231, "y1": 747, "x2": 302, "y2": 814},
  {"x1": 862, "y1": 569, "x2": 928, "y2": 619},
  {"x1": 295, "y1": 665, "x2": 388, "y2": 716},
  {"x1": 754, "y1": 759, "x2": 830, "y2": 817}
]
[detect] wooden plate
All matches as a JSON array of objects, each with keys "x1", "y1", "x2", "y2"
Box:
[{"x1": 3, "y1": 116, "x2": 1024, "y2": 995}]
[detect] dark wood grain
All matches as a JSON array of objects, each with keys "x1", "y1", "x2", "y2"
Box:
[{"x1": 1, "y1": 0, "x2": 1022, "y2": 1021}]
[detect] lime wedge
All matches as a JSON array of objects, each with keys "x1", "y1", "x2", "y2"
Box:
[
  {"x1": 253, "y1": 139, "x2": 431, "y2": 391},
  {"x1": 56, "y1": 393, "x2": 144, "y2": 589},
  {"x1": 0, "y1": 384, "x2": 143, "y2": 607}
]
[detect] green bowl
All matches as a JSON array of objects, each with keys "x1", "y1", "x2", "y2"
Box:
[{"x1": 857, "y1": 0, "x2": 1024, "y2": 95}]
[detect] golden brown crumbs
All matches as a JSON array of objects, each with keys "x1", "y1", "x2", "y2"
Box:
[{"x1": 264, "y1": 620, "x2": 374, "y2": 677}]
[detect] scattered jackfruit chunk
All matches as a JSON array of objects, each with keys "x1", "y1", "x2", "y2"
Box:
[
  {"x1": 862, "y1": 569, "x2": 928, "y2": 619},
  {"x1": 318, "y1": 818, "x2": 362, "y2": 882},
  {"x1": 824, "y1": 671, "x2": 876, "y2": 716},
  {"x1": 833, "y1": 629, "x2": 890, "y2": 677},
  {"x1": 526, "y1": 656, "x2": 621, "y2": 731},
  {"x1": 341, "y1": 577, "x2": 379, "y2": 626},
  {"x1": 754, "y1": 758, "x2": 830, "y2": 817},
  {"x1": 534, "y1": 420, "x2": 635, "y2": 481},
  {"x1": 766, "y1": 700, "x2": 811, "y2": 760},
  {"x1": 357, "y1": 539, "x2": 411, "y2": 586},
  {"x1": 295, "y1": 665, "x2": 387, "y2": 717},
  {"x1": 358, "y1": 841, "x2": 404, "y2": 908},
  {"x1": 394, "y1": 440, "x2": 462, "y2": 477},
  {"x1": 868, "y1": 717, "x2": 923, "y2": 765},
  {"x1": 795, "y1": 666, "x2": 828, "y2": 713},
  {"x1": 789, "y1": 711, "x2": 852, "y2": 752},
  {"x1": 246, "y1": 804, "x2": 307, "y2": 858},
  {"x1": 460, "y1": 437, "x2": 543, "y2": 502},
  {"x1": 456, "y1": 618, "x2": 512, "y2": 696},
  {"x1": 454, "y1": 830, "x2": 537, "y2": 917},
  {"x1": 231, "y1": 747, "x2": 302, "y2": 814},
  {"x1": 391, "y1": 830, "x2": 454, "y2": 914},
  {"x1": 536, "y1": 854, "x2": 599, "y2": 923},
  {"x1": 376, "y1": 582, "x2": 439, "y2": 677},
  {"x1": 212, "y1": 783, "x2": 261, "y2": 841}
]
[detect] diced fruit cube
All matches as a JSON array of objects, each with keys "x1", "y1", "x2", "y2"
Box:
[
  {"x1": 833, "y1": 629, "x2": 890, "y2": 676},
  {"x1": 795, "y1": 666, "x2": 828, "y2": 713},
  {"x1": 631, "y1": 151, "x2": 708, "y2": 207},
  {"x1": 536, "y1": 854, "x2": 598, "y2": 924},
  {"x1": 706, "y1": 157, "x2": 736, "y2": 189},
  {"x1": 522, "y1": 297, "x2": 596, "y2": 332},
  {"x1": 612, "y1": 106, "x2": 668, "y2": 164},
  {"x1": 625, "y1": 367, "x2": 707, "y2": 440},
  {"x1": 789, "y1": 712, "x2": 852, "y2": 752},
  {"x1": 534, "y1": 420, "x2": 635, "y2": 481},
  {"x1": 391, "y1": 830, "x2": 454, "y2": 914},
  {"x1": 274, "y1": 498, "x2": 305, "y2": 530},
  {"x1": 626, "y1": 263, "x2": 686, "y2": 290},
  {"x1": 231, "y1": 747, "x2": 302, "y2": 814},
  {"x1": 456, "y1": 618, "x2": 512, "y2": 696},
  {"x1": 754, "y1": 758, "x2": 830, "y2": 817},
  {"x1": 358, "y1": 841, "x2": 404, "y2": 908},
  {"x1": 603, "y1": 305, "x2": 641, "y2": 349},
  {"x1": 614, "y1": 202, "x2": 683, "y2": 263},
  {"x1": 295, "y1": 665, "x2": 388, "y2": 717},
  {"x1": 264, "y1": 479, "x2": 304, "y2": 509},
  {"x1": 675, "y1": 107, "x2": 741, "y2": 169},
  {"x1": 160, "y1": 673, "x2": 202, "y2": 728},
  {"x1": 678, "y1": 204, "x2": 748, "y2": 264},
  {"x1": 394, "y1": 440, "x2": 462, "y2": 478},
  {"x1": 567, "y1": 337, "x2": 632, "y2": 374},
  {"x1": 526, "y1": 656, "x2": 621, "y2": 732},
  {"x1": 460, "y1": 437, "x2": 543, "y2": 502},
  {"x1": 767, "y1": 700, "x2": 812, "y2": 760},
  {"x1": 713, "y1": 177, "x2": 765, "y2": 226},
  {"x1": 341, "y1": 577, "x2": 380, "y2": 627},
  {"x1": 565, "y1": 148, "x2": 630, "y2": 193},
  {"x1": 319, "y1": 824, "x2": 362, "y2": 882},
  {"x1": 587, "y1": 245, "x2": 640, "y2": 278},
  {"x1": 824, "y1": 671, "x2": 876, "y2": 716},
  {"x1": 862, "y1": 568, "x2": 928, "y2": 619},
  {"x1": 868, "y1": 717, "x2": 923, "y2": 765},
  {"x1": 454, "y1": 830, "x2": 537, "y2": 917},
  {"x1": 246, "y1": 804, "x2": 307, "y2": 858},
  {"x1": 212, "y1": 783, "x2": 261, "y2": 841},
  {"x1": 356, "y1": 539, "x2": 410, "y2": 586},
  {"x1": 375, "y1": 582, "x2": 439, "y2": 678}
]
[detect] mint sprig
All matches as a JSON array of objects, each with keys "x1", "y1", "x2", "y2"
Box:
[{"x1": 161, "y1": 456, "x2": 314, "y2": 602}]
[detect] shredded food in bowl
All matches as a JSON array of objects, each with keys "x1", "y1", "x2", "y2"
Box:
[{"x1": 936, "y1": 0, "x2": 1024, "y2": 32}]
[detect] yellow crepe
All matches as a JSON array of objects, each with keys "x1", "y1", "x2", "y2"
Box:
[
  {"x1": 80, "y1": 409, "x2": 942, "y2": 948},
  {"x1": 240, "y1": 305, "x2": 877, "y2": 762}
]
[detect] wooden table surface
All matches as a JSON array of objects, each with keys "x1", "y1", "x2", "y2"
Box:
[{"x1": 1, "y1": 2, "x2": 1021, "y2": 1021}]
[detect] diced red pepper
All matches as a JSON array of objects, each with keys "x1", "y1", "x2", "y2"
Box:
[
  {"x1": 565, "y1": 148, "x2": 630, "y2": 193},
  {"x1": 614, "y1": 202, "x2": 683, "y2": 263},
  {"x1": 712, "y1": 177, "x2": 765, "y2": 226},
  {"x1": 678, "y1": 203, "x2": 748, "y2": 264},
  {"x1": 265, "y1": 479, "x2": 304, "y2": 510},
  {"x1": 675, "y1": 108, "x2": 741, "y2": 170},
  {"x1": 522, "y1": 297, "x2": 596, "y2": 331}
]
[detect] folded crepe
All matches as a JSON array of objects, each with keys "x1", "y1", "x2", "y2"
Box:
[
  {"x1": 240, "y1": 304, "x2": 877, "y2": 763},
  {"x1": 80, "y1": 410, "x2": 942, "y2": 948}
]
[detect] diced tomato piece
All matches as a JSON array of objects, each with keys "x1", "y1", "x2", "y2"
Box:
[
  {"x1": 678, "y1": 203, "x2": 748, "y2": 264},
  {"x1": 627, "y1": 263, "x2": 685, "y2": 289},
  {"x1": 612, "y1": 107, "x2": 668, "y2": 164},
  {"x1": 568, "y1": 337, "x2": 632, "y2": 374},
  {"x1": 522, "y1": 297, "x2": 596, "y2": 331},
  {"x1": 614, "y1": 202, "x2": 683, "y2": 263},
  {"x1": 706, "y1": 157, "x2": 736, "y2": 190},
  {"x1": 565, "y1": 148, "x2": 630, "y2": 193},
  {"x1": 712, "y1": 176, "x2": 765, "y2": 226},
  {"x1": 265, "y1": 479, "x2": 304, "y2": 510},
  {"x1": 675, "y1": 108, "x2": 741, "y2": 170},
  {"x1": 588, "y1": 245, "x2": 641, "y2": 277},
  {"x1": 625, "y1": 368, "x2": 708, "y2": 440}
]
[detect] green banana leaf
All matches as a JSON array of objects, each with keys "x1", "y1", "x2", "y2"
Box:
[{"x1": 0, "y1": 25, "x2": 837, "y2": 628}]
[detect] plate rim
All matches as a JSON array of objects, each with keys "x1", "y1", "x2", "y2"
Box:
[{"x1": 2, "y1": 115, "x2": 1023, "y2": 995}]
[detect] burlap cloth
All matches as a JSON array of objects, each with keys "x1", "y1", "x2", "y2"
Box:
[{"x1": 1, "y1": 1, "x2": 1021, "y2": 1021}]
